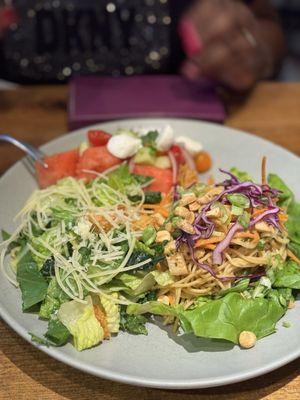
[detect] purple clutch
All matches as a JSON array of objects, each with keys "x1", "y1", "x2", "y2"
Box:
[{"x1": 68, "y1": 75, "x2": 226, "y2": 130}]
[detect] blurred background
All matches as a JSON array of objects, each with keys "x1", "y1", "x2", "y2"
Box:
[
  {"x1": 272, "y1": 0, "x2": 300, "y2": 81},
  {"x1": 0, "y1": 0, "x2": 299, "y2": 88}
]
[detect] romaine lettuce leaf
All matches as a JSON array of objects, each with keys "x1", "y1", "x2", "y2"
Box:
[
  {"x1": 127, "y1": 301, "x2": 179, "y2": 316},
  {"x1": 151, "y1": 270, "x2": 175, "y2": 287},
  {"x1": 100, "y1": 293, "x2": 120, "y2": 333},
  {"x1": 16, "y1": 251, "x2": 48, "y2": 311},
  {"x1": 117, "y1": 272, "x2": 155, "y2": 294},
  {"x1": 57, "y1": 296, "x2": 104, "y2": 351},
  {"x1": 117, "y1": 270, "x2": 174, "y2": 297}
]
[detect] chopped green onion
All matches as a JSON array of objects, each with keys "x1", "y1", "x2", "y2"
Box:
[
  {"x1": 282, "y1": 321, "x2": 291, "y2": 328},
  {"x1": 238, "y1": 211, "x2": 251, "y2": 229},
  {"x1": 142, "y1": 226, "x2": 156, "y2": 246},
  {"x1": 227, "y1": 193, "x2": 250, "y2": 209}
]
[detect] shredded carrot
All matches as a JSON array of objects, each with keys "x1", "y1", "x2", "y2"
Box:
[
  {"x1": 161, "y1": 192, "x2": 172, "y2": 206},
  {"x1": 204, "y1": 244, "x2": 216, "y2": 250},
  {"x1": 168, "y1": 294, "x2": 175, "y2": 305},
  {"x1": 287, "y1": 249, "x2": 300, "y2": 265},
  {"x1": 195, "y1": 230, "x2": 260, "y2": 248},
  {"x1": 235, "y1": 230, "x2": 260, "y2": 241},
  {"x1": 252, "y1": 208, "x2": 268, "y2": 218},
  {"x1": 278, "y1": 213, "x2": 288, "y2": 222},
  {"x1": 195, "y1": 236, "x2": 225, "y2": 248},
  {"x1": 141, "y1": 204, "x2": 169, "y2": 218},
  {"x1": 207, "y1": 175, "x2": 215, "y2": 185},
  {"x1": 141, "y1": 193, "x2": 171, "y2": 219}
]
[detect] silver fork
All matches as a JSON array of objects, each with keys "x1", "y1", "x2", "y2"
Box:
[{"x1": 0, "y1": 134, "x2": 48, "y2": 168}]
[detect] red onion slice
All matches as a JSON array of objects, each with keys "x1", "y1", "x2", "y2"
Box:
[
  {"x1": 168, "y1": 150, "x2": 178, "y2": 186},
  {"x1": 128, "y1": 157, "x2": 135, "y2": 174},
  {"x1": 180, "y1": 145, "x2": 196, "y2": 170}
]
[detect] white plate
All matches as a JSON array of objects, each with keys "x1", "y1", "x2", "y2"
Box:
[{"x1": 0, "y1": 118, "x2": 299, "y2": 389}]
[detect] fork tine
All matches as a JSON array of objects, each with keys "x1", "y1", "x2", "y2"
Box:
[
  {"x1": 0, "y1": 134, "x2": 48, "y2": 168},
  {"x1": 23, "y1": 155, "x2": 37, "y2": 177}
]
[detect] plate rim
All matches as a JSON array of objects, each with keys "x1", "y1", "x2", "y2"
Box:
[{"x1": 0, "y1": 117, "x2": 299, "y2": 389}]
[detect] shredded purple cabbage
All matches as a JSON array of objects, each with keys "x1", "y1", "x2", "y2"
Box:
[
  {"x1": 220, "y1": 271, "x2": 266, "y2": 282},
  {"x1": 250, "y1": 206, "x2": 280, "y2": 227},
  {"x1": 174, "y1": 169, "x2": 282, "y2": 278},
  {"x1": 212, "y1": 222, "x2": 242, "y2": 265},
  {"x1": 172, "y1": 183, "x2": 180, "y2": 202}
]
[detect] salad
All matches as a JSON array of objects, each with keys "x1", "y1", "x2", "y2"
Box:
[{"x1": 1, "y1": 126, "x2": 299, "y2": 352}]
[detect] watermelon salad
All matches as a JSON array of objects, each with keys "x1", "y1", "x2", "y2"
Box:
[{"x1": 36, "y1": 126, "x2": 212, "y2": 192}]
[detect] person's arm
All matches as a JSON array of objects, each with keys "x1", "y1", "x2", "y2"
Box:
[{"x1": 179, "y1": 0, "x2": 286, "y2": 91}]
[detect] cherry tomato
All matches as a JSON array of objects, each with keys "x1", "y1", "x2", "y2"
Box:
[
  {"x1": 170, "y1": 145, "x2": 185, "y2": 165},
  {"x1": 194, "y1": 151, "x2": 212, "y2": 173},
  {"x1": 87, "y1": 130, "x2": 111, "y2": 146}
]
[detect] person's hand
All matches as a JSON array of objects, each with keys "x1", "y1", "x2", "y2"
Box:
[{"x1": 179, "y1": 0, "x2": 273, "y2": 91}]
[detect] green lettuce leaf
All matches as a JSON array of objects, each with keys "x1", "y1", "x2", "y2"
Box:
[
  {"x1": 39, "y1": 278, "x2": 70, "y2": 319},
  {"x1": 230, "y1": 167, "x2": 252, "y2": 182},
  {"x1": 273, "y1": 261, "x2": 300, "y2": 289},
  {"x1": 120, "y1": 307, "x2": 148, "y2": 335},
  {"x1": 107, "y1": 164, "x2": 134, "y2": 192},
  {"x1": 57, "y1": 296, "x2": 104, "y2": 351},
  {"x1": 127, "y1": 301, "x2": 178, "y2": 316},
  {"x1": 268, "y1": 174, "x2": 294, "y2": 207},
  {"x1": 1, "y1": 229, "x2": 10, "y2": 241},
  {"x1": 217, "y1": 279, "x2": 250, "y2": 297},
  {"x1": 267, "y1": 288, "x2": 293, "y2": 308},
  {"x1": 288, "y1": 242, "x2": 300, "y2": 259},
  {"x1": 268, "y1": 174, "x2": 300, "y2": 259},
  {"x1": 16, "y1": 252, "x2": 48, "y2": 311},
  {"x1": 45, "y1": 318, "x2": 71, "y2": 346},
  {"x1": 178, "y1": 293, "x2": 285, "y2": 343},
  {"x1": 142, "y1": 226, "x2": 156, "y2": 246},
  {"x1": 286, "y1": 200, "x2": 300, "y2": 245},
  {"x1": 127, "y1": 293, "x2": 285, "y2": 344},
  {"x1": 30, "y1": 229, "x2": 59, "y2": 269},
  {"x1": 151, "y1": 270, "x2": 175, "y2": 287}
]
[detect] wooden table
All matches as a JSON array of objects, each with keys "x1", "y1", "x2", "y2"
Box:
[{"x1": 0, "y1": 82, "x2": 299, "y2": 400}]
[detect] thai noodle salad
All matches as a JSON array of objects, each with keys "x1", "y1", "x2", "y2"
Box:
[{"x1": 1, "y1": 127, "x2": 300, "y2": 352}]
